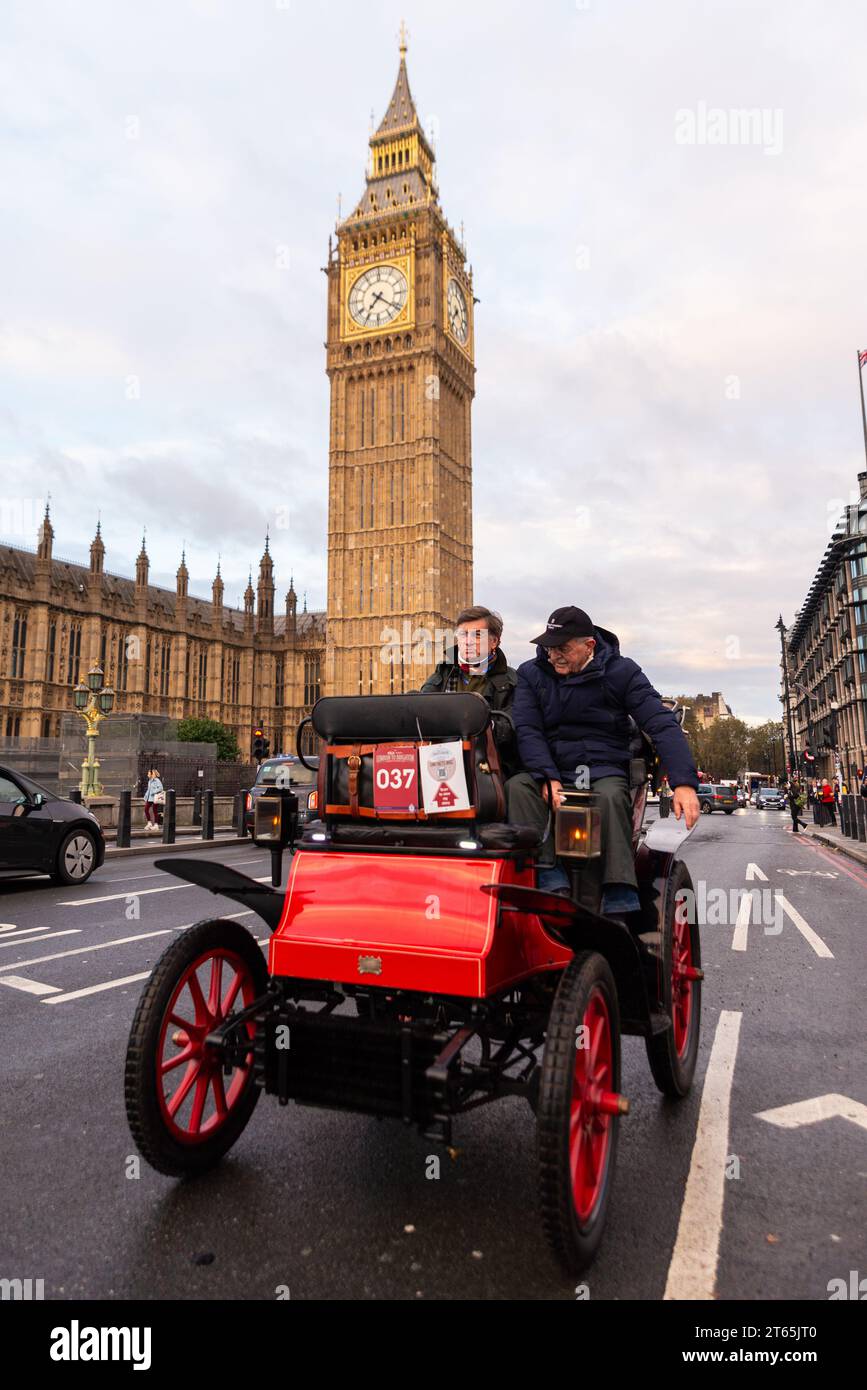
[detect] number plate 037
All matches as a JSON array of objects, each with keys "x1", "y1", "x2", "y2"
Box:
[{"x1": 373, "y1": 744, "x2": 419, "y2": 812}]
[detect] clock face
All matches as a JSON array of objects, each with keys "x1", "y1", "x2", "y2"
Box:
[
  {"x1": 348, "y1": 264, "x2": 408, "y2": 329},
  {"x1": 447, "y1": 278, "x2": 469, "y2": 345}
]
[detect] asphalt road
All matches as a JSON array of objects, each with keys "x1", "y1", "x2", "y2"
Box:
[{"x1": 1, "y1": 807, "x2": 864, "y2": 1301}]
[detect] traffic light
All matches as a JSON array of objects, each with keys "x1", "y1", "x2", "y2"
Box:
[
  {"x1": 253, "y1": 726, "x2": 265, "y2": 761},
  {"x1": 261, "y1": 736, "x2": 270, "y2": 760},
  {"x1": 803, "y1": 746, "x2": 815, "y2": 763}
]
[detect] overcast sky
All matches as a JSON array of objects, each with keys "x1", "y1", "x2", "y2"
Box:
[{"x1": 2, "y1": 0, "x2": 866, "y2": 721}]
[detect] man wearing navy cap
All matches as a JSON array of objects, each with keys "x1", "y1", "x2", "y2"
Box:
[{"x1": 507, "y1": 606, "x2": 700, "y2": 917}]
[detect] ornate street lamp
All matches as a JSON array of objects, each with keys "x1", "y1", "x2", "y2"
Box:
[{"x1": 73, "y1": 667, "x2": 114, "y2": 798}]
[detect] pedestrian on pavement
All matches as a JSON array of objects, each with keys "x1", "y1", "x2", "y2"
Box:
[
  {"x1": 819, "y1": 777, "x2": 836, "y2": 826},
  {"x1": 143, "y1": 768, "x2": 164, "y2": 832},
  {"x1": 859, "y1": 767, "x2": 867, "y2": 798},
  {"x1": 787, "y1": 779, "x2": 807, "y2": 833}
]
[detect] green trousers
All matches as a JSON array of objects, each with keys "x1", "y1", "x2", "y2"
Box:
[{"x1": 505, "y1": 771, "x2": 638, "y2": 890}]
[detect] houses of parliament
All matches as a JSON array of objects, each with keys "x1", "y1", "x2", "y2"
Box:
[{"x1": 0, "y1": 38, "x2": 475, "y2": 754}]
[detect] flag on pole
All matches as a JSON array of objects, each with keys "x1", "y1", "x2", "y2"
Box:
[{"x1": 860, "y1": 348, "x2": 867, "y2": 369}]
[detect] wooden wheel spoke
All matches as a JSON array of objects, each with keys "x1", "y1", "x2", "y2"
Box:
[
  {"x1": 221, "y1": 967, "x2": 245, "y2": 1018},
  {"x1": 166, "y1": 1060, "x2": 199, "y2": 1117},
  {"x1": 186, "y1": 970, "x2": 209, "y2": 1026},
  {"x1": 188, "y1": 1071, "x2": 210, "y2": 1134},
  {"x1": 206, "y1": 956, "x2": 224, "y2": 1017},
  {"x1": 160, "y1": 1045, "x2": 195, "y2": 1076},
  {"x1": 211, "y1": 1070, "x2": 228, "y2": 1119}
]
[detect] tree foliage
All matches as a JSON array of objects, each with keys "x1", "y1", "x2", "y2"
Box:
[{"x1": 176, "y1": 717, "x2": 241, "y2": 763}]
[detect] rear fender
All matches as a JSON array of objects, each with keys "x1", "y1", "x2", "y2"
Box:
[{"x1": 153, "y1": 857, "x2": 283, "y2": 932}]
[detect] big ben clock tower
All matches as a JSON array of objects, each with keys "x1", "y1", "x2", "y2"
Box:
[{"x1": 324, "y1": 30, "x2": 475, "y2": 697}]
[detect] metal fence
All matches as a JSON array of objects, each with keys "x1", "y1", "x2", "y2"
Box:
[{"x1": 136, "y1": 753, "x2": 258, "y2": 798}]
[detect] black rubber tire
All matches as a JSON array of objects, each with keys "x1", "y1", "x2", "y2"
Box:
[
  {"x1": 125, "y1": 919, "x2": 267, "y2": 1177},
  {"x1": 724, "y1": 809, "x2": 734, "y2": 815},
  {"x1": 645, "y1": 859, "x2": 702, "y2": 1098},
  {"x1": 700, "y1": 802, "x2": 712, "y2": 814},
  {"x1": 537, "y1": 951, "x2": 621, "y2": 1276},
  {"x1": 51, "y1": 827, "x2": 98, "y2": 885}
]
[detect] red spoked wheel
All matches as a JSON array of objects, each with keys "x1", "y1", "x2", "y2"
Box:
[
  {"x1": 646, "y1": 859, "x2": 702, "y2": 1097},
  {"x1": 538, "y1": 951, "x2": 625, "y2": 1274},
  {"x1": 125, "y1": 919, "x2": 268, "y2": 1176}
]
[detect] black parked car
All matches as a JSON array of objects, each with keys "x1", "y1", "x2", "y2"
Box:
[
  {"x1": 244, "y1": 755, "x2": 319, "y2": 836},
  {"x1": 0, "y1": 766, "x2": 105, "y2": 886}
]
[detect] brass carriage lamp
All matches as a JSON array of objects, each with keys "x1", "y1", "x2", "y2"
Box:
[
  {"x1": 254, "y1": 791, "x2": 299, "y2": 887},
  {"x1": 554, "y1": 795, "x2": 601, "y2": 859},
  {"x1": 98, "y1": 685, "x2": 115, "y2": 714},
  {"x1": 73, "y1": 682, "x2": 90, "y2": 710}
]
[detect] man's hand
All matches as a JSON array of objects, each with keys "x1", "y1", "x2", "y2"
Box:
[
  {"x1": 672, "y1": 786, "x2": 700, "y2": 829},
  {"x1": 541, "y1": 779, "x2": 565, "y2": 809}
]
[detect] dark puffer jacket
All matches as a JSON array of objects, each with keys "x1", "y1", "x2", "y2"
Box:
[{"x1": 513, "y1": 626, "x2": 698, "y2": 789}]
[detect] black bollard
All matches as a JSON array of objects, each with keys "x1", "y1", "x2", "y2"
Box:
[
  {"x1": 856, "y1": 797, "x2": 867, "y2": 844},
  {"x1": 70, "y1": 788, "x2": 82, "y2": 805},
  {"x1": 202, "y1": 789, "x2": 214, "y2": 840},
  {"x1": 117, "y1": 790, "x2": 131, "y2": 848},
  {"x1": 841, "y1": 795, "x2": 852, "y2": 837},
  {"x1": 236, "y1": 789, "x2": 249, "y2": 837},
  {"x1": 192, "y1": 789, "x2": 203, "y2": 826},
  {"x1": 161, "y1": 789, "x2": 176, "y2": 844}
]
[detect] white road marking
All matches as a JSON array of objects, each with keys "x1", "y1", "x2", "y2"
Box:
[
  {"x1": 42, "y1": 922, "x2": 268, "y2": 1005},
  {"x1": 59, "y1": 874, "x2": 273, "y2": 908},
  {"x1": 777, "y1": 895, "x2": 834, "y2": 958},
  {"x1": 59, "y1": 884, "x2": 191, "y2": 907},
  {"x1": 731, "y1": 892, "x2": 753, "y2": 952},
  {"x1": 42, "y1": 972, "x2": 153, "y2": 1004},
  {"x1": 777, "y1": 869, "x2": 837, "y2": 878},
  {"x1": 0, "y1": 930, "x2": 80, "y2": 949},
  {"x1": 664, "y1": 1010, "x2": 742, "y2": 1302},
  {"x1": 745, "y1": 863, "x2": 767, "y2": 882},
  {"x1": 0, "y1": 930, "x2": 175, "y2": 973},
  {"x1": 755, "y1": 1094, "x2": 867, "y2": 1133},
  {"x1": 0, "y1": 924, "x2": 64, "y2": 938},
  {"x1": 0, "y1": 975, "x2": 62, "y2": 996}
]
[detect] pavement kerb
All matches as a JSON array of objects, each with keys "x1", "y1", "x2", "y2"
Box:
[
  {"x1": 105, "y1": 835, "x2": 247, "y2": 860},
  {"x1": 800, "y1": 824, "x2": 867, "y2": 869}
]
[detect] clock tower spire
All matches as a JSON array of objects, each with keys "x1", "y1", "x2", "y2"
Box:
[{"x1": 324, "y1": 38, "x2": 475, "y2": 697}]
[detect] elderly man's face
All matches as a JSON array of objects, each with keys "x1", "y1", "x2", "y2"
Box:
[{"x1": 547, "y1": 636, "x2": 595, "y2": 675}]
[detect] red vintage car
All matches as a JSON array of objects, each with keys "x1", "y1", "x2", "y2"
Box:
[{"x1": 125, "y1": 692, "x2": 701, "y2": 1275}]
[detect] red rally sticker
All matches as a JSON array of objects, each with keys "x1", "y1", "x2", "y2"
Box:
[{"x1": 373, "y1": 744, "x2": 419, "y2": 811}]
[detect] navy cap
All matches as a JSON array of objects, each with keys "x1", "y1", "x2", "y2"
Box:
[{"x1": 532, "y1": 606, "x2": 594, "y2": 647}]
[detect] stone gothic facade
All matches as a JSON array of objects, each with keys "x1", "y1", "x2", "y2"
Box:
[
  {"x1": 0, "y1": 510, "x2": 324, "y2": 756},
  {"x1": 0, "y1": 41, "x2": 474, "y2": 748}
]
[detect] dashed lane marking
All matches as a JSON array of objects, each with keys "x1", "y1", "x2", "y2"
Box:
[
  {"x1": 0, "y1": 930, "x2": 80, "y2": 950},
  {"x1": 777, "y1": 895, "x2": 834, "y2": 958},
  {"x1": 0, "y1": 930, "x2": 175, "y2": 973},
  {"x1": 0, "y1": 924, "x2": 67, "y2": 937},
  {"x1": 664, "y1": 1010, "x2": 742, "y2": 1302},
  {"x1": 0, "y1": 976, "x2": 62, "y2": 996},
  {"x1": 59, "y1": 884, "x2": 191, "y2": 907},
  {"x1": 41, "y1": 971, "x2": 153, "y2": 1004},
  {"x1": 42, "y1": 927, "x2": 269, "y2": 1005},
  {"x1": 59, "y1": 875, "x2": 274, "y2": 908},
  {"x1": 731, "y1": 892, "x2": 753, "y2": 952}
]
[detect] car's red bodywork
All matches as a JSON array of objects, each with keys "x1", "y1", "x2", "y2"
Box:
[{"x1": 269, "y1": 849, "x2": 572, "y2": 997}]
